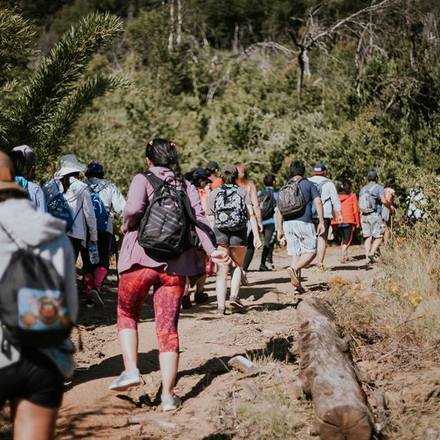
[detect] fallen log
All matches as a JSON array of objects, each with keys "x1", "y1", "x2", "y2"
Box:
[{"x1": 296, "y1": 297, "x2": 373, "y2": 440}]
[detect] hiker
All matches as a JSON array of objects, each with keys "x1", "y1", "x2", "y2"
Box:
[
  {"x1": 406, "y1": 187, "x2": 426, "y2": 224},
  {"x1": 43, "y1": 154, "x2": 99, "y2": 306},
  {"x1": 382, "y1": 187, "x2": 396, "y2": 245},
  {"x1": 258, "y1": 174, "x2": 278, "y2": 271},
  {"x1": 358, "y1": 170, "x2": 390, "y2": 263},
  {"x1": 82, "y1": 161, "x2": 126, "y2": 306},
  {"x1": 332, "y1": 180, "x2": 360, "y2": 263},
  {"x1": 207, "y1": 165, "x2": 262, "y2": 314},
  {"x1": 276, "y1": 161, "x2": 325, "y2": 293},
  {"x1": 308, "y1": 162, "x2": 342, "y2": 270},
  {"x1": 0, "y1": 152, "x2": 77, "y2": 440},
  {"x1": 10, "y1": 145, "x2": 46, "y2": 212},
  {"x1": 110, "y1": 138, "x2": 228, "y2": 412},
  {"x1": 206, "y1": 161, "x2": 223, "y2": 190},
  {"x1": 181, "y1": 167, "x2": 212, "y2": 309},
  {"x1": 235, "y1": 163, "x2": 263, "y2": 273}
]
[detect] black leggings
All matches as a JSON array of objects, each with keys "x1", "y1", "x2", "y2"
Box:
[
  {"x1": 81, "y1": 231, "x2": 113, "y2": 274},
  {"x1": 243, "y1": 224, "x2": 276, "y2": 270}
]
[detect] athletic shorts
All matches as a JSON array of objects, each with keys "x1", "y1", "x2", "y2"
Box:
[
  {"x1": 0, "y1": 349, "x2": 64, "y2": 409},
  {"x1": 214, "y1": 227, "x2": 247, "y2": 247},
  {"x1": 283, "y1": 220, "x2": 317, "y2": 256},
  {"x1": 338, "y1": 224, "x2": 355, "y2": 243},
  {"x1": 361, "y1": 212, "x2": 385, "y2": 239}
]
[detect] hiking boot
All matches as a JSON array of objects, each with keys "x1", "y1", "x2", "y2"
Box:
[
  {"x1": 230, "y1": 299, "x2": 246, "y2": 313},
  {"x1": 109, "y1": 369, "x2": 141, "y2": 391},
  {"x1": 90, "y1": 289, "x2": 104, "y2": 307},
  {"x1": 259, "y1": 264, "x2": 271, "y2": 272},
  {"x1": 181, "y1": 295, "x2": 192, "y2": 309},
  {"x1": 286, "y1": 267, "x2": 300, "y2": 287},
  {"x1": 194, "y1": 291, "x2": 209, "y2": 304},
  {"x1": 161, "y1": 394, "x2": 182, "y2": 412},
  {"x1": 295, "y1": 285, "x2": 307, "y2": 295}
]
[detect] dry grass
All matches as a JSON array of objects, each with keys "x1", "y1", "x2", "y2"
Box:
[{"x1": 213, "y1": 355, "x2": 314, "y2": 439}]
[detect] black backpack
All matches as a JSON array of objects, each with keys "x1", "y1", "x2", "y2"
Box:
[
  {"x1": 137, "y1": 172, "x2": 194, "y2": 261},
  {"x1": 277, "y1": 177, "x2": 307, "y2": 219},
  {"x1": 0, "y1": 227, "x2": 73, "y2": 349},
  {"x1": 258, "y1": 188, "x2": 277, "y2": 220}
]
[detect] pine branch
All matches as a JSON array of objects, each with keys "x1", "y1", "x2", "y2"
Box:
[
  {"x1": 8, "y1": 12, "x2": 123, "y2": 147},
  {"x1": 33, "y1": 73, "x2": 127, "y2": 157}
]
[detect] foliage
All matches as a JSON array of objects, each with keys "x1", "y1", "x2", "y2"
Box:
[{"x1": 0, "y1": 11, "x2": 124, "y2": 161}]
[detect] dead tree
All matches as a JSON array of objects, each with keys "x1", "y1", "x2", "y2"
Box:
[
  {"x1": 288, "y1": 0, "x2": 398, "y2": 101},
  {"x1": 296, "y1": 298, "x2": 374, "y2": 440}
]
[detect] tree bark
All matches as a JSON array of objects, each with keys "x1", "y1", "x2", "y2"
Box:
[
  {"x1": 176, "y1": 0, "x2": 183, "y2": 46},
  {"x1": 168, "y1": 0, "x2": 175, "y2": 53},
  {"x1": 296, "y1": 297, "x2": 374, "y2": 440}
]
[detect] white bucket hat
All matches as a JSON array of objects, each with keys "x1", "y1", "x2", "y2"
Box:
[{"x1": 55, "y1": 154, "x2": 86, "y2": 178}]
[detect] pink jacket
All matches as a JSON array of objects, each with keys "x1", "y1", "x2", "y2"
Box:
[{"x1": 118, "y1": 167, "x2": 215, "y2": 276}]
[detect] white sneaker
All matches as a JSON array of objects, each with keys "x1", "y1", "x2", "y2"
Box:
[
  {"x1": 109, "y1": 369, "x2": 141, "y2": 391},
  {"x1": 161, "y1": 394, "x2": 182, "y2": 412}
]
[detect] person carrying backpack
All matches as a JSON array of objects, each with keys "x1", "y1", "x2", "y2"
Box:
[
  {"x1": 44, "y1": 154, "x2": 99, "y2": 307},
  {"x1": 258, "y1": 174, "x2": 278, "y2": 271},
  {"x1": 110, "y1": 138, "x2": 228, "y2": 412},
  {"x1": 10, "y1": 145, "x2": 46, "y2": 213},
  {"x1": 83, "y1": 161, "x2": 126, "y2": 306},
  {"x1": 276, "y1": 161, "x2": 325, "y2": 293},
  {"x1": 0, "y1": 152, "x2": 77, "y2": 440},
  {"x1": 206, "y1": 165, "x2": 262, "y2": 314},
  {"x1": 308, "y1": 162, "x2": 342, "y2": 270},
  {"x1": 332, "y1": 180, "x2": 361, "y2": 263},
  {"x1": 358, "y1": 170, "x2": 390, "y2": 263}
]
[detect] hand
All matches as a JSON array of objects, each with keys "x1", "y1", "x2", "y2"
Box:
[
  {"x1": 278, "y1": 235, "x2": 286, "y2": 247},
  {"x1": 258, "y1": 223, "x2": 264, "y2": 233},
  {"x1": 335, "y1": 213, "x2": 343, "y2": 224},
  {"x1": 316, "y1": 221, "x2": 326, "y2": 237},
  {"x1": 210, "y1": 248, "x2": 231, "y2": 265},
  {"x1": 254, "y1": 236, "x2": 263, "y2": 249}
]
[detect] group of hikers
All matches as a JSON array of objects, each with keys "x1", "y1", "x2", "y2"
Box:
[{"x1": 0, "y1": 139, "x2": 400, "y2": 438}]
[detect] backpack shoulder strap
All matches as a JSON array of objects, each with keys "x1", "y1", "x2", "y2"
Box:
[{"x1": 142, "y1": 171, "x2": 165, "y2": 190}]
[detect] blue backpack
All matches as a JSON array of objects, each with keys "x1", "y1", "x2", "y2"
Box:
[
  {"x1": 89, "y1": 187, "x2": 109, "y2": 232},
  {"x1": 43, "y1": 180, "x2": 75, "y2": 232}
]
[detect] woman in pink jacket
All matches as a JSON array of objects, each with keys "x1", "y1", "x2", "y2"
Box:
[{"x1": 109, "y1": 139, "x2": 227, "y2": 412}]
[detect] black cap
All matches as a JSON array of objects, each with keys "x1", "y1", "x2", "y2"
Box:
[{"x1": 313, "y1": 162, "x2": 327, "y2": 174}]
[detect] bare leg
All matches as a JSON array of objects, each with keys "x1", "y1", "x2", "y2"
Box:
[
  {"x1": 364, "y1": 236, "x2": 373, "y2": 259},
  {"x1": 159, "y1": 352, "x2": 179, "y2": 398},
  {"x1": 13, "y1": 399, "x2": 58, "y2": 440},
  {"x1": 294, "y1": 252, "x2": 316, "y2": 272},
  {"x1": 119, "y1": 329, "x2": 138, "y2": 373},
  {"x1": 316, "y1": 236, "x2": 327, "y2": 267},
  {"x1": 370, "y1": 237, "x2": 383, "y2": 256},
  {"x1": 215, "y1": 262, "x2": 229, "y2": 310},
  {"x1": 230, "y1": 267, "x2": 242, "y2": 300}
]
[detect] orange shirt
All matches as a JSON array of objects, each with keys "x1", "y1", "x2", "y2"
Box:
[{"x1": 333, "y1": 193, "x2": 361, "y2": 227}]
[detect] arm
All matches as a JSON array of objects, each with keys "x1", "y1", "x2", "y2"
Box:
[
  {"x1": 35, "y1": 186, "x2": 47, "y2": 213},
  {"x1": 313, "y1": 196, "x2": 326, "y2": 235},
  {"x1": 110, "y1": 184, "x2": 126, "y2": 216},
  {"x1": 249, "y1": 182, "x2": 263, "y2": 230},
  {"x1": 186, "y1": 182, "x2": 216, "y2": 255},
  {"x1": 275, "y1": 207, "x2": 284, "y2": 238},
  {"x1": 247, "y1": 203, "x2": 262, "y2": 248},
  {"x1": 63, "y1": 236, "x2": 78, "y2": 323},
  {"x1": 353, "y1": 194, "x2": 361, "y2": 227},
  {"x1": 329, "y1": 183, "x2": 342, "y2": 222},
  {"x1": 83, "y1": 190, "x2": 98, "y2": 242},
  {"x1": 123, "y1": 174, "x2": 149, "y2": 232}
]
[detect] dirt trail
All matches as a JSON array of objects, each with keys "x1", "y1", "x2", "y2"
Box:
[{"x1": 59, "y1": 245, "x2": 376, "y2": 439}]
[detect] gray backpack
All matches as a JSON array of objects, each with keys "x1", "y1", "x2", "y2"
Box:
[
  {"x1": 214, "y1": 185, "x2": 248, "y2": 232},
  {"x1": 359, "y1": 183, "x2": 379, "y2": 214},
  {"x1": 277, "y1": 177, "x2": 307, "y2": 219}
]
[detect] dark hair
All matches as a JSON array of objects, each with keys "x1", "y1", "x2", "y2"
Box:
[
  {"x1": 10, "y1": 150, "x2": 29, "y2": 178},
  {"x1": 222, "y1": 167, "x2": 238, "y2": 185},
  {"x1": 338, "y1": 179, "x2": 352, "y2": 194},
  {"x1": 289, "y1": 161, "x2": 305, "y2": 178},
  {"x1": 0, "y1": 188, "x2": 28, "y2": 203},
  {"x1": 206, "y1": 161, "x2": 220, "y2": 174},
  {"x1": 146, "y1": 138, "x2": 181, "y2": 177},
  {"x1": 263, "y1": 174, "x2": 275, "y2": 187}
]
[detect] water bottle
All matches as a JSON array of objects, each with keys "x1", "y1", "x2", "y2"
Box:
[{"x1": 88, "y1": 242, "x2": 99, "y2": 265}]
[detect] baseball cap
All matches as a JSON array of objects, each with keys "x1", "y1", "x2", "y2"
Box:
[
  {"x1": 367, "y1": 169, "x2": 378, "y2": 180},
  {"x1": 313, "y1": 162, "x2": 327, "y2": 174}
]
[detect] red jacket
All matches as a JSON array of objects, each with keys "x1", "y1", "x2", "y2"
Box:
[{"x1": 333, "y1": 193, "x2": 361, "y2": 227}]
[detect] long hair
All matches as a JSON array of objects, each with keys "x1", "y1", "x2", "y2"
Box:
[{"x1": 146, "y1": 138, "x2": 182, "y2": 181}]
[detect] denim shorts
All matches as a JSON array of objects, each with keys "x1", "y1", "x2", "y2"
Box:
[{"x1": 283, "y1": 220, "x2": 317, "y2": 256}]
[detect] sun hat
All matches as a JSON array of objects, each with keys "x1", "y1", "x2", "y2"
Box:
[
  {"x1": 55, "y1": 154, "x2": 86, "y2": 178},
  {"x1": 313, "y1": 162, "x2": 327, "y2": 175},
  {"x1": 12, "y1": 145, "x2": 36, "y2": 167}
]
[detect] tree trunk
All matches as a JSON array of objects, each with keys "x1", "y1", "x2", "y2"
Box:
[
  {"x1": 296, "y1": 48, "x2": 305, "y2": 100},
  {"x1": 233, "y1": 23, "x2": 240, "y2": 54},
  {"x1": 302, "y1": 48, "x2": 311, "y2": 77},
  {"x1": 176, "y1": 0, "x2": 183, "y2": 46},
  {"x1": 296, "y1": 298, "x2": 374, "y2": 440},
  {"x1": 168, "y1": 0, "x2": 175, "y2": 53}
]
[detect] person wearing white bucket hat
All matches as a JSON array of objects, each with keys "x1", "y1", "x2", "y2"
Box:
[{"x1": 44, "y1": 154, "x2": 99, "y2": 306}]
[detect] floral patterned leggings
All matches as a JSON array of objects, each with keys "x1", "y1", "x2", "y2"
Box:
[{"x1": 117, "y1": 267, "x2": 186, "y2": 353}]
